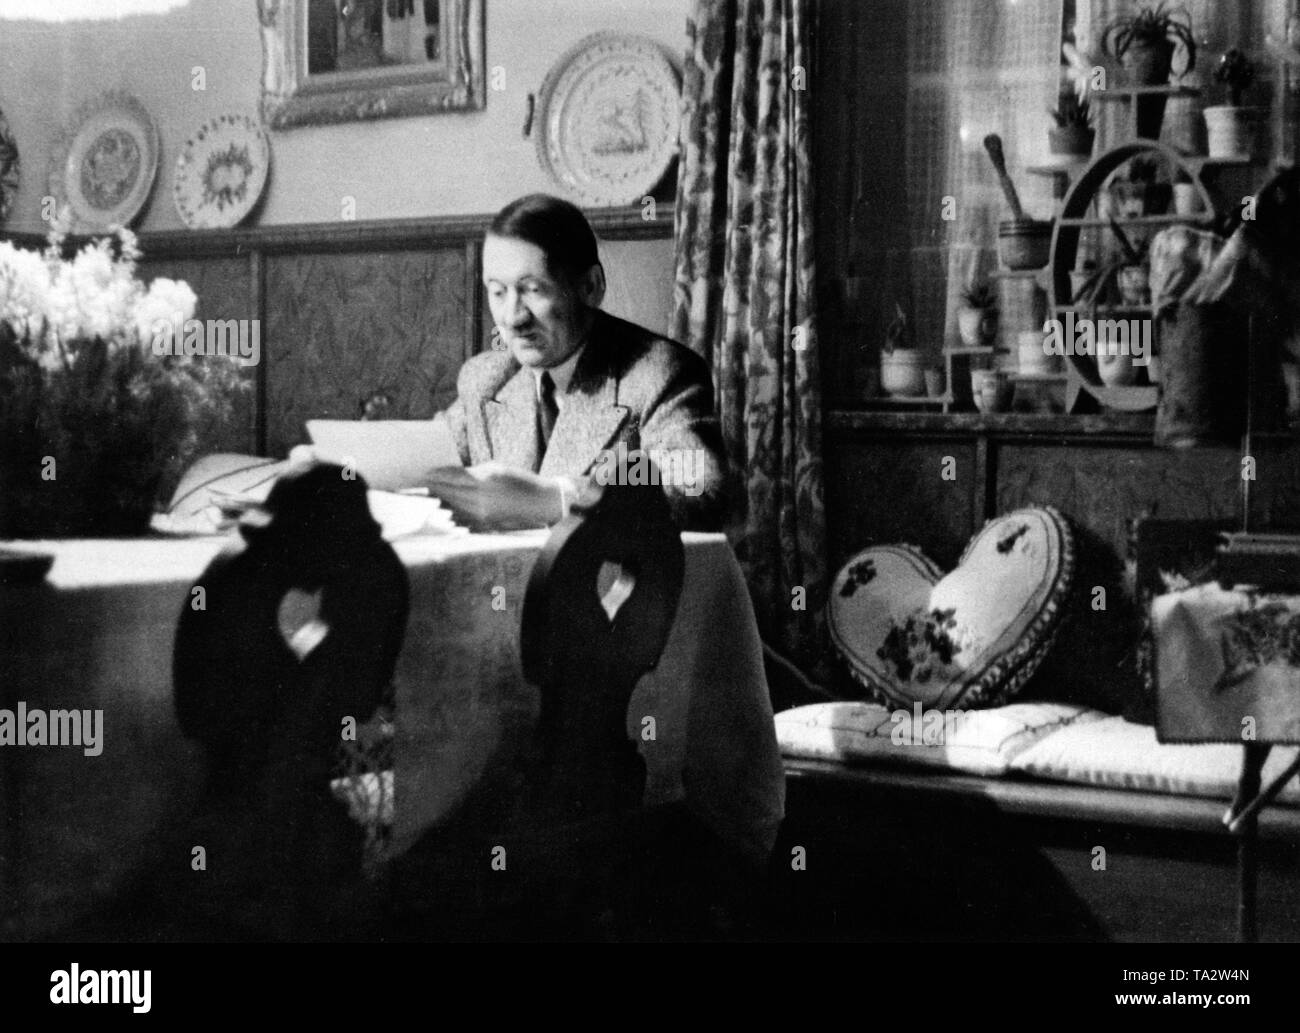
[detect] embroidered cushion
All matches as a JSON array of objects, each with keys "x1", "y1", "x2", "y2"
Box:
[{"x1": 828, "y1": 506, "x2": 1075, "y2": 710}]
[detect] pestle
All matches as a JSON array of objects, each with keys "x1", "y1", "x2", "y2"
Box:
[{"x1": 983, "y1": 133, "x2": 1027, "y2": 222}]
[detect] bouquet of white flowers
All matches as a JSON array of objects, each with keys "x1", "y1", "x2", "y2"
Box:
[{"x1": 0, "y1": 221, "x2": 248, "y2": 536}]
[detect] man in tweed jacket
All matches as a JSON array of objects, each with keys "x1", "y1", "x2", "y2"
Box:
[{"x1": 428, "y1": 195, "x2": 726, "y2": 532}]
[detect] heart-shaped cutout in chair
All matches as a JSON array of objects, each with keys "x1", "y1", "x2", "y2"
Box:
[{"x1": 829, "y1": 506, "x2": 1076, "y2": 710}]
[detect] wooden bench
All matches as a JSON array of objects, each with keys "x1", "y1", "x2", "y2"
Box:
[{"x1": 767, "y1": 759, "x2": 1300, "y2": 942}]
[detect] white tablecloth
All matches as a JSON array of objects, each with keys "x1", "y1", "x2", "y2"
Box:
[{"x1": 0, "y1": 531, "x2": 784, "y2": 939}]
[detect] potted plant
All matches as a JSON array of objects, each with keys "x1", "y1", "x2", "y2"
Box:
[
  {"x1": 880, "y1": 302, "x2": 925, "y2": 396},
  {"x1": 1204, "y1": 48, "x2": 1257, "y2": 157},
  {"x1": 957, "y1": 283, "x2": 998, "y2": 347},
  {"x1": 1047, "y1": 86, "x2": 1095, "y2": 157},
  {"x1": 1103, "y1": 2, "x2": 1197, "y2": 138}
]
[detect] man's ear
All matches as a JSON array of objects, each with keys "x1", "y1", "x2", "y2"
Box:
[{"x1": 580, "y1": 263, "x2": 606, "y2": 308}]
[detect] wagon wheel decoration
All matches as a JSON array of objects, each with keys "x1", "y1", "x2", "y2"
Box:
[{"x1": 1048, "y1": 139, "x2": 1220, "y2": 412}]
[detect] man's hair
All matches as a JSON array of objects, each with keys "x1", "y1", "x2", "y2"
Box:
[{"x1": 488, "y1": 194, "x2": 601, "y2": 280}]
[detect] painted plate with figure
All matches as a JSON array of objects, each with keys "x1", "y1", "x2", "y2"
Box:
[
  {"x1": 534, "y1": 32, "x2": 680, "y2": 207},
  {"x1": 173, "y1": 114, "x2": 271, "y2": 229},
  {"x1": 47, "y1": 91, "x2": 159, "y2": 233}
]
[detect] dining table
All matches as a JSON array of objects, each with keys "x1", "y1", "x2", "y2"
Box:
[{"x1": 0, "y1": 528, "x2": 784, "y2": 941}]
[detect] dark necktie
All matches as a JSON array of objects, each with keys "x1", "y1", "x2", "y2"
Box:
[{"x1": 536, "y1": 371, "x2": 558, "y2": 466}]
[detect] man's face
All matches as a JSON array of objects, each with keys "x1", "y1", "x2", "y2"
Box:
[{"x1": 482, "y1": 234, "x2": 599, "y2": 369}]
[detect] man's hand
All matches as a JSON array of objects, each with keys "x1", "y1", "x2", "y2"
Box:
[{"x1": 426, "y1": 462, "x2": 565, "y2": 530}]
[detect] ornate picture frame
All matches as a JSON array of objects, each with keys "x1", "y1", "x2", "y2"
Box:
[{"x1": 257, "y1": 0, "x2": 484, "y2": 129}]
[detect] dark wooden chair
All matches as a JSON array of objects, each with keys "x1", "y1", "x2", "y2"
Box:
[
  {"x1": 161, "y1": 463, "x2": 409, "y2": 941},
  {"x1": 386, "y1": 478, "x2": 691, "y2": 940}
]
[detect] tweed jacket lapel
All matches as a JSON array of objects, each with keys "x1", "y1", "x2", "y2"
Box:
[
  {"x1": 539, "y1": 315, "x2": 630, "y2": 478},
  {"x1": 483, "y1": 364, "x2": 542, "y2": 472}
]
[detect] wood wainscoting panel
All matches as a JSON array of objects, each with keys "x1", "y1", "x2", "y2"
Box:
[
  {"x1": 996, "y1": 445, "x2": 1242, "y2": 564},
  {"x1": 264, "y1": 247, "x2": 466, "y2": 457},
  {"x1": 826, "y1": 437, "x2": 979, "y2": 571},
  {"x1": 1248, "y1": 435, "x2": 1300, "y2": 531},
  {"x1": 138, "y1": 255, "x2": 258, "y2": 455}
]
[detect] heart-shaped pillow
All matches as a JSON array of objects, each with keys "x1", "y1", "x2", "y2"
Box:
[{"x1": 828, "y1": 507, "x2": 1076, "y2": 710}]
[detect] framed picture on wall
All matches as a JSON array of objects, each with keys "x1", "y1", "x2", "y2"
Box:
[{"x1": 258, "y1": 0, "x2": 484, "y2": 128}]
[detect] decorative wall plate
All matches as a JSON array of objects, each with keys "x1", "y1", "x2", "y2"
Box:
[
  {"x1": 173, "y1": 114, "x2": 271, "y2": 229},
  {"x1": 47, "y1": 91, "x2": 159, "y2": 233},
  {"x1": 534, "y1": 32, "x2": 680, "y2": 207},
  {"x1": 0, "y1": 107, "x2": 18, "y2": 227}
]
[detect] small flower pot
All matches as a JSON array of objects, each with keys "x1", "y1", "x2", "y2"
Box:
[
  {"x1": 1204, "y1": 105, "x2": 1258, "y2": 158},
  {"x1": 1125, "y1": 38, "x2": 1176, "y2": 86},
  {"x1": 957, "y1": 306, "x2": 997, "y2": 347},
  {"x1": 1048, "y1": 126, "x2": 1095, "y2": 158},
  {"x1": 881, "y1": 349, "x2": 926, "y2": 396},
  {"x1": 970, "y1": 369, "x2": 1013, "y2": 412}
]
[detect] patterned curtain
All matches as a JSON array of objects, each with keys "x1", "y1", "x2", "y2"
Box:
[{"x1": 670, "y1": 0, "x2": 826, "y2": 663}]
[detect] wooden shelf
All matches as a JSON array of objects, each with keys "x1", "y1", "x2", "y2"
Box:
[
  {"x1": 865, "y1": 394, "x2": 951, "y2": 406},
  {"x1": 1057, "y1": 213, "x2": 1211, "y2": 228},
  {"x1": 1192, "y1": 154, "x2": 1256, "y2": 169},
  {"x1": 944, "y1": 346, "x2": 997, "y2": 356},
  {"x1": 1092, "y1": 84, "x2": 1202, "y2": 99},
  {"x1": 1052, "y1": 304, "x2": 1154, "y2": 315},
  {"x1": 1028, "y1": 160, "x2": 1089, "y2": 176}
]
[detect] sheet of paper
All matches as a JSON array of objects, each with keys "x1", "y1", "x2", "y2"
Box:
[
  {"x1": 365, "y1": 490, "x2": 465, "y2": 540},
  {"x1": 306, "y1": 414, "x2": 463, "y2": 492}
]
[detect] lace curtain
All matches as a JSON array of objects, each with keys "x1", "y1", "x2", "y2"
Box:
[
  {"x1": 906, "y1": 0, "x2": 1287, "y2": 359},
  {"x1": 904, "y1": 0, "x2": 1061, "y2": 356}
]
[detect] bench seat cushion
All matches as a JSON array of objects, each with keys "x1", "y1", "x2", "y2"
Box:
[
  {"x1": 1008, "y1": 714, "x2": 1300, "y2": 806},
  {"x1": 774, "y1": 701, "x2": 1104, "y2": 776}
]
